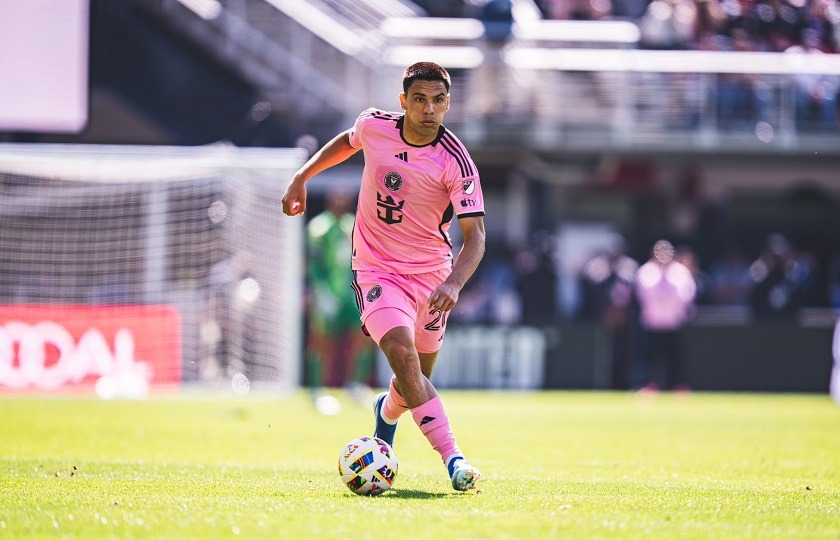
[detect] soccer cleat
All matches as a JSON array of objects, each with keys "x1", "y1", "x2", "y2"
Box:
[
  {"x1": 449, "y1": 458, "x2": 482, "y2": 491},
  {"x1": 372, "y1": 391, "x2": 397, "y2": 448}
]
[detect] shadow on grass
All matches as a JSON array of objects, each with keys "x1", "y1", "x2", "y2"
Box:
[
  {"x1": 341, "y1": 488, "x2": 451, "y2": 499},
  {"x1": 385, "y1": 489, "x2": 451, "y2": 499}
]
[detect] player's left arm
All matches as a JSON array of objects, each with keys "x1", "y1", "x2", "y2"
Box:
[{"x1": 427, "y1": 215, "x2": 486, "y2": 312}]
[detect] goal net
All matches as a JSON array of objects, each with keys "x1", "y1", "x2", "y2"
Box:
[{"x1": 0, "y1": 143, "x2": 306, "y2": 397}]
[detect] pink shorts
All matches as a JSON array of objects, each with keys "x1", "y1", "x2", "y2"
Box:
[{"x1": 352, "y1": 268, "x2": 451, "y2": 354}]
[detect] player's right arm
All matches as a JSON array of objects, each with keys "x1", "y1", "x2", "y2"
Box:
[{"x1": 282, "y1": 129, "x2": 359, "y2": 216}]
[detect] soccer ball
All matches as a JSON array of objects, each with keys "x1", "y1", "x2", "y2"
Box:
[{"x1": 338, "y1": 436, "x2": 398, "y2": 496}]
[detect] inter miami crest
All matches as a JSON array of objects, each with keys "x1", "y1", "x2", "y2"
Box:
[
  {"x1": 366, "y1": 284, "x2": 383, "y2": 302},
  {"x1": 384, "y1": 171, "x2": 403, "y2": 191}
]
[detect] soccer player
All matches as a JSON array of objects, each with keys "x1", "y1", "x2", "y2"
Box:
[
  {"x1": 282, "y1": 62, "x2": 486, "y2": 491},
  {"x1": 635, "y1": 240, "x2": 697, "y2": 392}
]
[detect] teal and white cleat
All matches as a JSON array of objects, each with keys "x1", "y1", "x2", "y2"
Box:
[
  {"x1": 449, "y1": 458, "x2": 482, "y2": 491},
  {"x1": 372, "y1": 391, "x2": 397, "y2": 448}
]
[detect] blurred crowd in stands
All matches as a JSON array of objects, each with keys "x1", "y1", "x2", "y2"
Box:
[
  {"x1": 415, "y1": 0, "x2": 840, "y2": 53},
  {"x1": 450, "y1": 224, "x2": 823, "y2": 390},
  {"x1": 452, "y1": 226, "x2": 821, "y2": 325},
  {"x1": 555, "y1": 0, "x2": 838, "y2": 54},
  {"x1": 415, "y1": 0, "x2": 840, "y2": 130}
]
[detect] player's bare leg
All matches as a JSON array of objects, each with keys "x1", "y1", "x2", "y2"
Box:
[
  {"x1": 379, "y1": 327, "x2": 435, "y2": 405},
  {"x1": 378, "y1": 326, "x2": 482, "y2": 491}
]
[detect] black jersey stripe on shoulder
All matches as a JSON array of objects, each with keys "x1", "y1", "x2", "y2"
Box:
[
  {"x1": 359, "y1": 109, "x2": 401, "y2": 122},
  {"x1": 439, "y1": 133, "x2": 476, "y2": 178},
  {"x1": 438, "y1": 135, "x2": 469, "y2": 178},
  {"x1": 440, "y1": 139, "x2": 467, "y2": 178},
  {"x1": 443, "y1": 132, "x2": 475, "y2": 176},
  {"x1": 373, "y1": 112, "x2": 402, "y2": 122}
]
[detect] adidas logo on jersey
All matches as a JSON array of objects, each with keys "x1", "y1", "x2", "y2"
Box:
[{"x1": 394, "y1": 152, "x2": 408, "y2": 162}]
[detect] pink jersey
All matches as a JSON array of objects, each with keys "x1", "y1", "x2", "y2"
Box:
[
  {"x1": 635, "y1": 260, "x2": 697, "y2": 331},
  {"x1": 347, "y1": 108, "x2": 485, "y2": 274}
]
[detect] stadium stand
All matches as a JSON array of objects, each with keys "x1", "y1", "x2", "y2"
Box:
[{"x1": 7, "y1": 0, "x2": 838, "y2": 150}]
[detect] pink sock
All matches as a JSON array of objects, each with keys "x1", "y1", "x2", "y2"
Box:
[
  {"x1": 382, "y1": 376, "x2": 409, "y2": 423},
  {"x1": 411, "y1": 395, "x2": 461, "y2": 465}
]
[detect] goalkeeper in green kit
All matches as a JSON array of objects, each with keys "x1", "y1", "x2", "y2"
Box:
[{"x1": 306, "y1": 189, "x2": 375, "y2": 415}]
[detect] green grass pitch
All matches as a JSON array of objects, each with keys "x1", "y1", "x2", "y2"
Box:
[{"x1": 2, "y1": 390, "x2": 839, "y2": 538}]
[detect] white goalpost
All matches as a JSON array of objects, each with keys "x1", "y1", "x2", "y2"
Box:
[{"x1": 0, "y1": 143, "x2": 306, "y2": 397}]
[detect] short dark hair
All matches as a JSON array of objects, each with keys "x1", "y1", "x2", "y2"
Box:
[{"x1": 402, "y1": 62, "x2": 451, "y2": 94}]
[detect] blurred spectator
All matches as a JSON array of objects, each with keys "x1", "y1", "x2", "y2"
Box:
[
  {"x1": 789, "y1": 33, "x2": 840, "y2": 130},
  {"x1": 635, "y1": 239, "x2": 697, "y2": 391},
  {"x1": 805, "y1": 0, "x2": 840, "y2": 52},
  {"x1": 612, "y1": 0, "x2": 655, "y2": 18},
  {"x1": 516, "y1": 231, "x2": 560, "y2": 326},
  {"x1": 476, "y1": 0, "x2": 514, "y2": 41},
  {"x1": 716, "y1": 29, "x2": 773, "y2": 129},
  {"x1": 755, "y1": 0, "x2": 809, "y2": 52},
  {"x1": 675, "y1": 244, "x2": 712, "y2": 304},
  {"x1": 747, "y1": 233, "x2": 817, "y2": 318},
  {"x1": 452, "y1": 240, "x2": 522, "y2": 325},
  {"x1": 709, "y1": 246, "x2": 753, "y2": 305},
  {"x1": 540, "y1": 0, "x2": 613, "y2": 20},
  {"x1": 640, "y1": 0, "x2": 699, "y2": 49},
  {"x1": 579, "y1": 236, "x2": 640, "y2": 389},
  {"x1": 695, "y1": 0, "x2": 728, "y2": 41}
]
